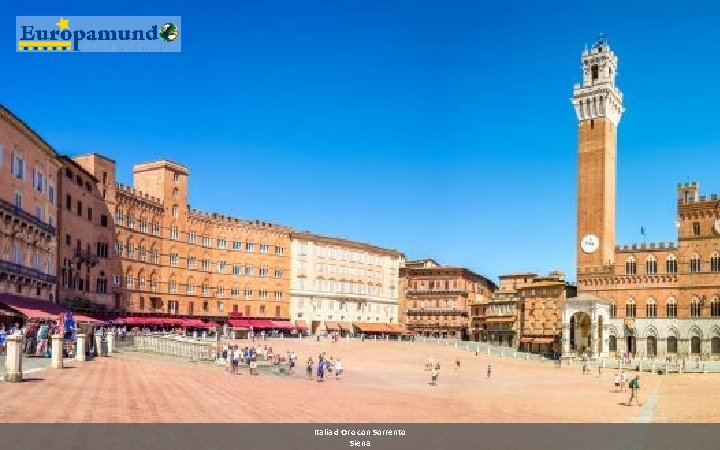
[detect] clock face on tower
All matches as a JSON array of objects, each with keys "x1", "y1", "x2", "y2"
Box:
[{"x1": 581, "y1": 234, "x2": 600, "y2": 254}]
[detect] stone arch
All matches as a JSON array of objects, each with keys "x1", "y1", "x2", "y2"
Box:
[
  {"x1": 710, "y1": 326, "x2": 720, "y2": 338},
  {"x1": 644, "y1": 325, "x2": 659, "y2": 338},
  {"x1": 666, "y1": 326, "x2": 679, "y2": 338},
  {"x1": 689, "y1": 326, "x2": 703, "y2": 339}
]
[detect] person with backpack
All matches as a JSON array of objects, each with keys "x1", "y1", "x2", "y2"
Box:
[
  {"x1": 628, "y1": 375, "x2": 643, "y2": 406},
  {"x1": 306, "y1": 357, "x2": 314, "y2": 380}
]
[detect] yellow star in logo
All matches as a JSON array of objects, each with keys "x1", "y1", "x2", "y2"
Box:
[{"x1": 56, "y1": 17, "x2": 70, "y2": 31}]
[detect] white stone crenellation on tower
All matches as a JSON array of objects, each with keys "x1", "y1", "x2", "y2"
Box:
[{"x1": 572, "y1": 35, "x2": 624, "y2": 127}]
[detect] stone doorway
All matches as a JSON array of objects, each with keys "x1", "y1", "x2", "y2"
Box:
[{"x1": 626, "y1": 335, "x2": 636, "y2": 355}]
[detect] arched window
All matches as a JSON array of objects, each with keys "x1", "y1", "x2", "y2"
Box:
[
  {"x1": 712, "y1": 252, "x2": 720, "y2": 272},
  {"x1": 625, "y1": 257, "x2": 637, "y2": 275},
  {"x1": 625, "y1": 298, "x2": 636, "y2": 318},
  {"x1": 690, "y1": 253, "x2": 701, "y2": 273},
  {"x1": 666, "y1": 255, "x2": 678, "y2": 274},
  {"x1": 691, "y1": 298, "x2": 702, "y2": 317},
  {"x1": 666, "y1": 298, "x2": 678, "y2": 318},
  {"x1": 646, "y1": 256, "x2": 657, "y2": 275},
  {"x1": 712, "y1": 298, "x2": 720, "y2": 317},
  {"x1": 646, "y1": 298, "x2": 657, "y2": 318}
]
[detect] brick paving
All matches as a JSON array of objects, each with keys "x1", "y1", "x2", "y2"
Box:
[{"x1": 0, "y1": 339, "x2": 713, "y2": 423}]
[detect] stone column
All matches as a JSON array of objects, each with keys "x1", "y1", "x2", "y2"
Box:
[
  {"x1": 562, "y1": 325, "x2": 571, "y2": 355},
  {"x1": 3, "y1": 335, "x2": 23, "y2": 383},
  {"x1": 94, "y1": 333, "x2": 104, "y2": 357},
  {"x1": 591, "y1": 324, "x2": 599, "y2": 357},
  {"x1": 107, "y1": 333, "x2": 115, "y2": 354},
  {"x1": 51, "y1": 335, "x2": 64, "y2": 369},
  {"x1": 76, "y1": 335, "x2": 87, "y2": 362}
]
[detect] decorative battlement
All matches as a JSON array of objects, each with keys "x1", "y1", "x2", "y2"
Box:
[
  {"x1": 615, "y1": 242, "x2": 676, "y2": 253},
  {"x1": 115, "y1": 182, "x2": 163, "y2": 207},
  {"x1": 678, "y1": 181, "x2": 700, "y2": 204},
  {"x1": 187, "y1": 206, "x2": 290, "y2": 231}
]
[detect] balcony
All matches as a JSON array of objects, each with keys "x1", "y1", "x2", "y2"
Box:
[
  {"x1": 74, "y1": 248, "x2": 99, "y2": 266},
  {"x1": 0, "y1": 259, "x2": 56, "y2": 285},
  {"x1": 407, "y1": 308, "x2": 468, "y2": 317},
  {"x1": 0, "y1": 198, "x2": 56, "y2": 236},
  {"x1": 405, "y1": 289, "x2": 469, "y2": 297}
]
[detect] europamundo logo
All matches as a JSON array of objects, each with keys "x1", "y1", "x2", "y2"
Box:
[{"x1": 16, "y1": 16, "x2": 181, "y2": 52}]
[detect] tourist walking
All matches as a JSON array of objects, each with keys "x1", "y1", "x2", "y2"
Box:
[
  {"x1": 317, "y1": 357, "x2": 325, "y2": 382},
  {"x1": 430, "y1": 364, "x2": 439, "y2": 386},
  {"x1": 614, "y1": 372, "x2": 621, "y2": 393},
  {"x1": 627, "y1": 375, "x2": 643, "y2": 406},
  {"x1": 335, "y1": 358, "x2": 343, "y2": 380},
  {"x1": 226, "y1": 347, "x2": 233, "y2": 373},
  {"x1": 289, "y1": 352, "x2": 296, "y2": 375},
  {"x1": 232, "y1": 347, "x2": 240, "y2": 374},
  {"x1": 487, "y1": 364, "x2": 492, "y2": 379},
  {"x1": 620, "y1": 371, "x2": 627, "y2": 392},
  {"x1": 306, "y1": 357, "x2": 314, "y2": 380},
  {"x1": 0, "y1": 326, "x2": 6, "y2": 356},
  {"x1": 455, "y1": 359, "x2": 461, "y2": 371}
]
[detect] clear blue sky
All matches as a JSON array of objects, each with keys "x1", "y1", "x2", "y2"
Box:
[{"x1": 3, "y1": 1, "x2": 720, "y2": 283}]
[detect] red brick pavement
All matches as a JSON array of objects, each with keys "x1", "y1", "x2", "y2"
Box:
[{"x1": 0, "y1": 340, "x2": 706, "y2": 423}]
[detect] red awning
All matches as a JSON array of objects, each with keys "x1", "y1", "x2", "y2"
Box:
[
  {"x1": 181, "y1": 319, "x2": 210, "y2": 329},
  {"x1": 270, "y1": 320, "x2": 294, "y2": 330},
  {"x1": 295, "y1": 320, "x2": 308, "y2": 330},
  {"x1": 0, "y1": 293, "x2": 68, "y2": 319},
  {"x1": 250, "y1": 320, "x2": 274, "y2": 329},
  {"x1": 229, "y1": 319, "x2": 252, "y2": 328},
  {"x1": 118, "y1": 316, "x2": 184, "y2": 326}
]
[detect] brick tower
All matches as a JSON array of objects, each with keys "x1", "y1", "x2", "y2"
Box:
[{"x1": 573, "y1": 35, "x2": 624, "y2": 275}]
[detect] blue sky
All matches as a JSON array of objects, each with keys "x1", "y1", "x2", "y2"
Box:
[{"x1": 3, "y1": 1, "x2": 720, "y2": 283}]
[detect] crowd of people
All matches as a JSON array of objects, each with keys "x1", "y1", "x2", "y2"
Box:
[
  {"x1": 217, "y1": 339, "x2": 348, "y2": 383},
  {"x1": 0, "y1": 320, "x2": 135, "y2": 359}
]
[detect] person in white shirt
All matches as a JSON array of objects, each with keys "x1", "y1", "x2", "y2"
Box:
[
  {"x1": 335, "y1": 358, "x2": 343, "y2": 380},
  {"x1": 614, "y1": 372, "x2": 621, "y2": 392}
]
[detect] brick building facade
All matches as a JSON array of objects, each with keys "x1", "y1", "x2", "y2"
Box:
[
  {"x1": 400, "y1": 259, "x2": 495, "y2": 339},
  {"x1": 71, "y1": 155, "x2": 293, "y2": 320},
  {"x1": 56, "y1": 156, "x2": 118, "y2": 312}
]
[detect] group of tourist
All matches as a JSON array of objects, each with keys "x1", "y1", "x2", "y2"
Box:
[
  {"x1": 221, "y1": 344, "x2": 307, "y2": 377},
  {"x1": 0, "y1": 321, "x2": 63, "y2": 358},
  {"x1": 612, "y1": 371, "x2": 643, "y2": 406},
  {"x1": 425, "y1": 357, "x2": 492, "y2": 387},
  {"x1": 305, "y1": 353, "x2": 343, "y2": 382}
]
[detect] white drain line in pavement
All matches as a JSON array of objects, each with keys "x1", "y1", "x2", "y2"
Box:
[{"x1": 632, "y1": 378, "x2": 662, "y2": 424}]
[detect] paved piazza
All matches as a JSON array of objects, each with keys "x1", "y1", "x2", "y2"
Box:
[{"x1": 0, "y1": 339, "x2": 716, "y2": 423}]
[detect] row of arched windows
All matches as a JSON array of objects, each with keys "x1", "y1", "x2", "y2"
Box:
[
  {"x1": 610, "y1": 297, "x2": 720, "y2": 318},
  {"x1": 624, "y1": 253, "x2": 720, "y2": 275}
]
